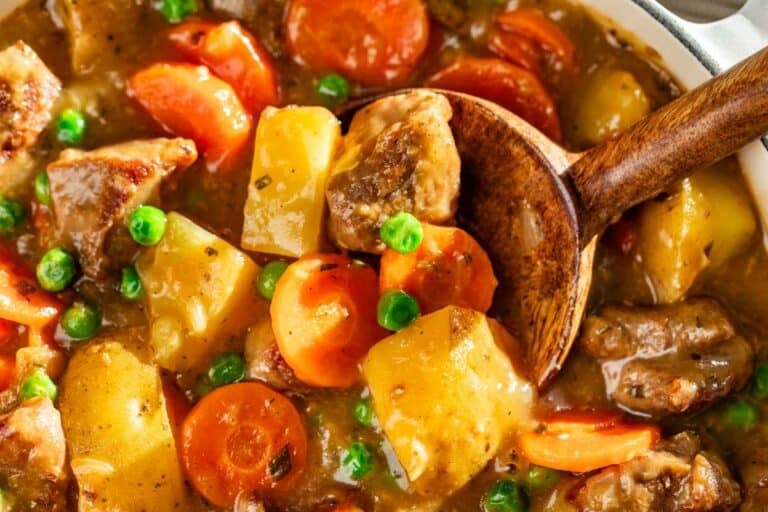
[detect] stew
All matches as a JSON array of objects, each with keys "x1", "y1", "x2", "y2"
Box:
[{"x1": 0, "y1": 0, "x2": 766, "y2": 511}]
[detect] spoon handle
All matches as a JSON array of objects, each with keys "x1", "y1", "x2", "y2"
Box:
[{"x1": 568, "y1": 46, "x2": 768, "y2": 243}]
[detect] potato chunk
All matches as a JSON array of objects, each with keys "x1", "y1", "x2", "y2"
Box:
[
  {"x1": 638, "y1": 165, "x2": 756, "y2": 303},
  {"x1": 577, "y1": 69, "x2": 650, "y2": 145},
  {"x1": 59, "y1": 335, "x2": 192, "y2": 511},
  {"x1": 242, "y1": 106, "x2": 341, "y2": 257},
  {"x1": 362, "y1": 306, "x2": 534, "y2": 495},
  {"x1": 137, "y1": 212, "x2": 265, "y2": 371}
]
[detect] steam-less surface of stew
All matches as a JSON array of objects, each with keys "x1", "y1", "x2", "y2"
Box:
[{"x1": 0, "y1": 0, "x2": 766, "y2": 511}]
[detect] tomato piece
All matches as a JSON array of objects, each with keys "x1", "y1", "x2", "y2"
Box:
[
  {"x1": 497, "y1": 9, "x2": 576, "y2": 73},
  {"x1": 271, "y1": 254, "x2": 385, "y2": 388},
  {"x1": 168, "y1": 20, "x2": 280, "y2": 116},
  {"x1": 127, "y1": 63, "x2": 252, "y2": 173},
  {"x1": 0, "y1": 354, "x2": 13, "y2": 391},
  {"x1": 181, "y1": 382, "x2": 308, "y2": 507},
  {"x1": 520, "y1": 412, "x2": 660, "y2": 473},
  {"x1": 488, "y1": 31, "x2": 542, "y2": 75},
  {"x1": 380, "y1": 224, "x2": 498, "y2": 315},
  {"x1": 0, "y1": 248, "x2": 62, "y2": 329},
  {"x1": 426, "y1": 57, "x2": 562, "y2": 142},
  {"x1": 285, "y1": 0, "x2": 429, "y2": 86}
]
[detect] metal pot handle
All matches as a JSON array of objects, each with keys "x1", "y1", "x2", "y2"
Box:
[{"x1": 644, "y1": 0, "x2": 768, "y2": 72}]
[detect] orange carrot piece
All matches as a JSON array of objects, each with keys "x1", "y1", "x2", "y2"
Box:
[
  {"x1": 168, "y1": 20, "x2": 280, "y2": 116},
  {"x1": 519, "y1": 412, "x2": 660, "y2": 473},
  {"x1": 488, "y1": 31, "x2": 542, "y2": 75},
  {"x1": 127, "y1": 62, "x2": 252, "y2": 173},
  {"x1": 181, "y1": 382, "x2": 307, "y2": 507},
  {"x1": 497, "y1": 9, "x2": 576, "y2": 73},
  {"x1": 271, "y1": 254, "x2": 385, "y2": 388},
  {"x1": 426, "y1": 57, "x2": 562, "y2": 141},
  {"x1": 0, "y1": 249, "x2": 62, "y2": 329},
  {"x1": 380, "y1": 224, "x2": 498, "y2": 315}
]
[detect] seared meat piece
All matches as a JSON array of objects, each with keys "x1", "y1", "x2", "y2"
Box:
[
  {"x1": 207, "y1": 0, "x2": 288, "y2": 57},
  {"x1": 573, "y1": 432, "x2": 740, "y2": 512},
  {"x1": 326, "y1": 90, "x2": 461, "y2": 253},
  {"x1": 0, "y1": 398, "x2": 68, "y2": 511},
  {"x1": 580, "y1": 298, "x2": 753, "y2": 415},
  {"x1": 244, "y1": 317, "x2": 297, "y2": 390},
  {"x1": 58, "y1": 0, "x2": 145, "y2": 74},
  {"x1": 0, "y1": 41, "x2": 61, "y2": 193},
  {"x1": 425, "y1": 0, "x2": 468, "y2": 31},
  {"x1": 47, "y1": 138, "x2": 197, "y2": 277}
]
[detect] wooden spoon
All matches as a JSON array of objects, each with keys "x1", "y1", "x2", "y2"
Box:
[{"x1": 342, "y1": 47, "x2": 768, "y2": 389}]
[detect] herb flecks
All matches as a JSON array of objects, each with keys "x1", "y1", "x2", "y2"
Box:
[
  {"x1": 269, "y1": 444, "x2": 292, "y2": 481},
  {"x1": 255, "y1": 174, "x2": 273, "y2": 190}
]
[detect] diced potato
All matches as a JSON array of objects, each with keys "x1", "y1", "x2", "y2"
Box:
[
  {"x1": 59, "y1": 335, "x2": 192, "y2": 511},
  {"x1": 638, "y1": 165, "x2": 756, "y2": 303},
  {"x1": 577, "y1": 69, "x2": 650, "y2": 145},
  {"x1": 362, "y1": 306, "x2": 534, "y2": 495},
  {"x1": 137, "y1": 212, "x2": 266, "y2": 372},
  {"x1": 242, "y1": 106, "x2": 342, "y2": 257}
]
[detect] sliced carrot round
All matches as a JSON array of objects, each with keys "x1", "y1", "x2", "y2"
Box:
[
  {"x1": 426, "y1": 57, "x2": 562, "y2": 142},
  {"x1": 0, "y1": 248, "x2": 62, "y2": 330},
  {"x1": 168, "y1": 20, "x2": 280, "y2": 116},
  {"x1": 181, "y1": 382, "x2": 307, "y2": 507},
  {"x1": 285, "y1": 0, "x2": 429, "y2": 86},
  {"x1": 127, "y1": 63, "x2": 252, "y2": 173},
  {"x1": 380, "y1": 224, "x2": 498, "y2": 315},
  {"x1": 497, "y1": 9, "x2": 576, "y2": 73},
  {"x1": 271, "y1": 254, "x2": 385, "y2": 388},
  {"x1": 519, "y1": 412, "x2": 660, "y2": 473}
]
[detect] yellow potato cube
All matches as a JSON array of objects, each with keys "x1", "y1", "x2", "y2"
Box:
[
  {"x1": 137, "y1": 212, "x2": 265, "y2": 372},
  {"x1": 242, "y1": 106, "x2": 342, "y2": 257},
  {"x1": 59, "y1": 335, "x2": 192, "y2": 511},
  {"x1": 362, "y1": 306, "x2": 534, "y2": 495}
]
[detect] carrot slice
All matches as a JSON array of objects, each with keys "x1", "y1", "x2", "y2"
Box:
[
  {"x1": 168, "y1": 20, "x2": 280, "y2": 116},
  {"x1": 380, "y1": 224, "x2": 498, "y2": 315},
  {"x1": 519, "y1": 412, "x2": 660, "y2": 473},
  {"x1": 425, "y1": 57, "x2": 562, "y2": 142},
  {"x1": 0, "y1": 355, "x2": 13, "y2": 391},
  {"x1": 285, "y1": 0, "x2": 429, "y2": 86},
  {"x1": 488, "y1": 31, "x2": 542, "y2": 75},
  {"x1": 0, "y1": 248, "x2": 62, "y2": 329},
  {"x1": 181, "y1": 382, "x2": 307, "y2": 507},
  {"x1": 127, "y1": 63, "x2": 252, "y2": 173},
  {"x1": 0, "y1": 318, "x2": 15, "y2": 345},
  {"x1": 497, "y1": 9, "x2": 576, "y2": 73},
  {"x1": 271, "y1": 254, "x2": 385, "y2": 388},
  {"x1": 162, "y1": 379, "x2": 190, "y2": 440}
]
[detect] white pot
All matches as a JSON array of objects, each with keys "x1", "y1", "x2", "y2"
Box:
[{"x1": 579, "y1": 0, "x2": 768, "y2": 240}]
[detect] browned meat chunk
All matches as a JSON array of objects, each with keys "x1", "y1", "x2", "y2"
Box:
[
  {"x1": 0, "y1": 398, "x2": 68, "y2": 511},
  {"x1": 326, "y1": 90, "x2": 461, "y2": 253},
  {"x1": 573, "y1": 432, "x2": 741, "y2": 512},
  {"x1": 580, "y1": 298, "x2": 753, "y2": 415},
  {"x1": 425, "y1": 0, "x2": 468, "y2": 31},
  {"x1": 47, "y1": 138, "x2": 197, "y2": 277},
  {"x1": 57, "y1": 0, "x2": 145, "y2": 74},
  {"x1": 0, "y1": 41, "x2": 61, "y2": 192}
]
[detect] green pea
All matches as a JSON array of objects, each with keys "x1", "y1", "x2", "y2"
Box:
[
  {"x1": 61, "y1": 302, "x2": 101, "y2": 341},
  {"x1": 36, "y1": 247, "x2": 76, "y2": 292},
  {"x1": 34, "y1": 171, "x2": 52, "y2": 206},
  {"x1": 316, "y1": 73, "x2": 349, "y2": 105},
  {"x1": 725, "y1": 399, "x2": 759, "y2": 431},
  {"x1": 526, "y1": 465, "x2": 560, "y2": 491},
  {"x1": 341, "y1": 442, "x2": 374, "y2": 480},
  {"x1": 257, "y1": 261, "x2": 290, "y2": 300},
  {"x1": 380, "y1": 212, "x2": 423, "y2": 254},
  {"x1": 19, "y1": 368, "x2": 58, "y2": 402},
  {"x1": 0, "y1": 197, "x2": 24, "y2": 234},
  {"x1": 208, "y1": 352, "x2": 246, "y2": 387},
  {"x1": 160, "y1": 0, "x2": 197, "y2": 23},
  {"x1": 129, "y1": 205, "x2": 167, "y2": 246},
  {"x1": 353, "y1": 397, "x2": 374, "y2": 427},
  {"x1": 55, "y1": 108, "x2": 86, "y2": 145},
  {"x1": 753, "y1": 363, "x2": 768, "y2": 399},
  {"x1": 377, "y1": 290, "x2": 421, "y2": 331},
  {"x1": 483, "y1": 479, "x2": 529, "y2": 512},
  {"x1": 119, "y1": 265, "x2": 143, "y2": 300}
]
